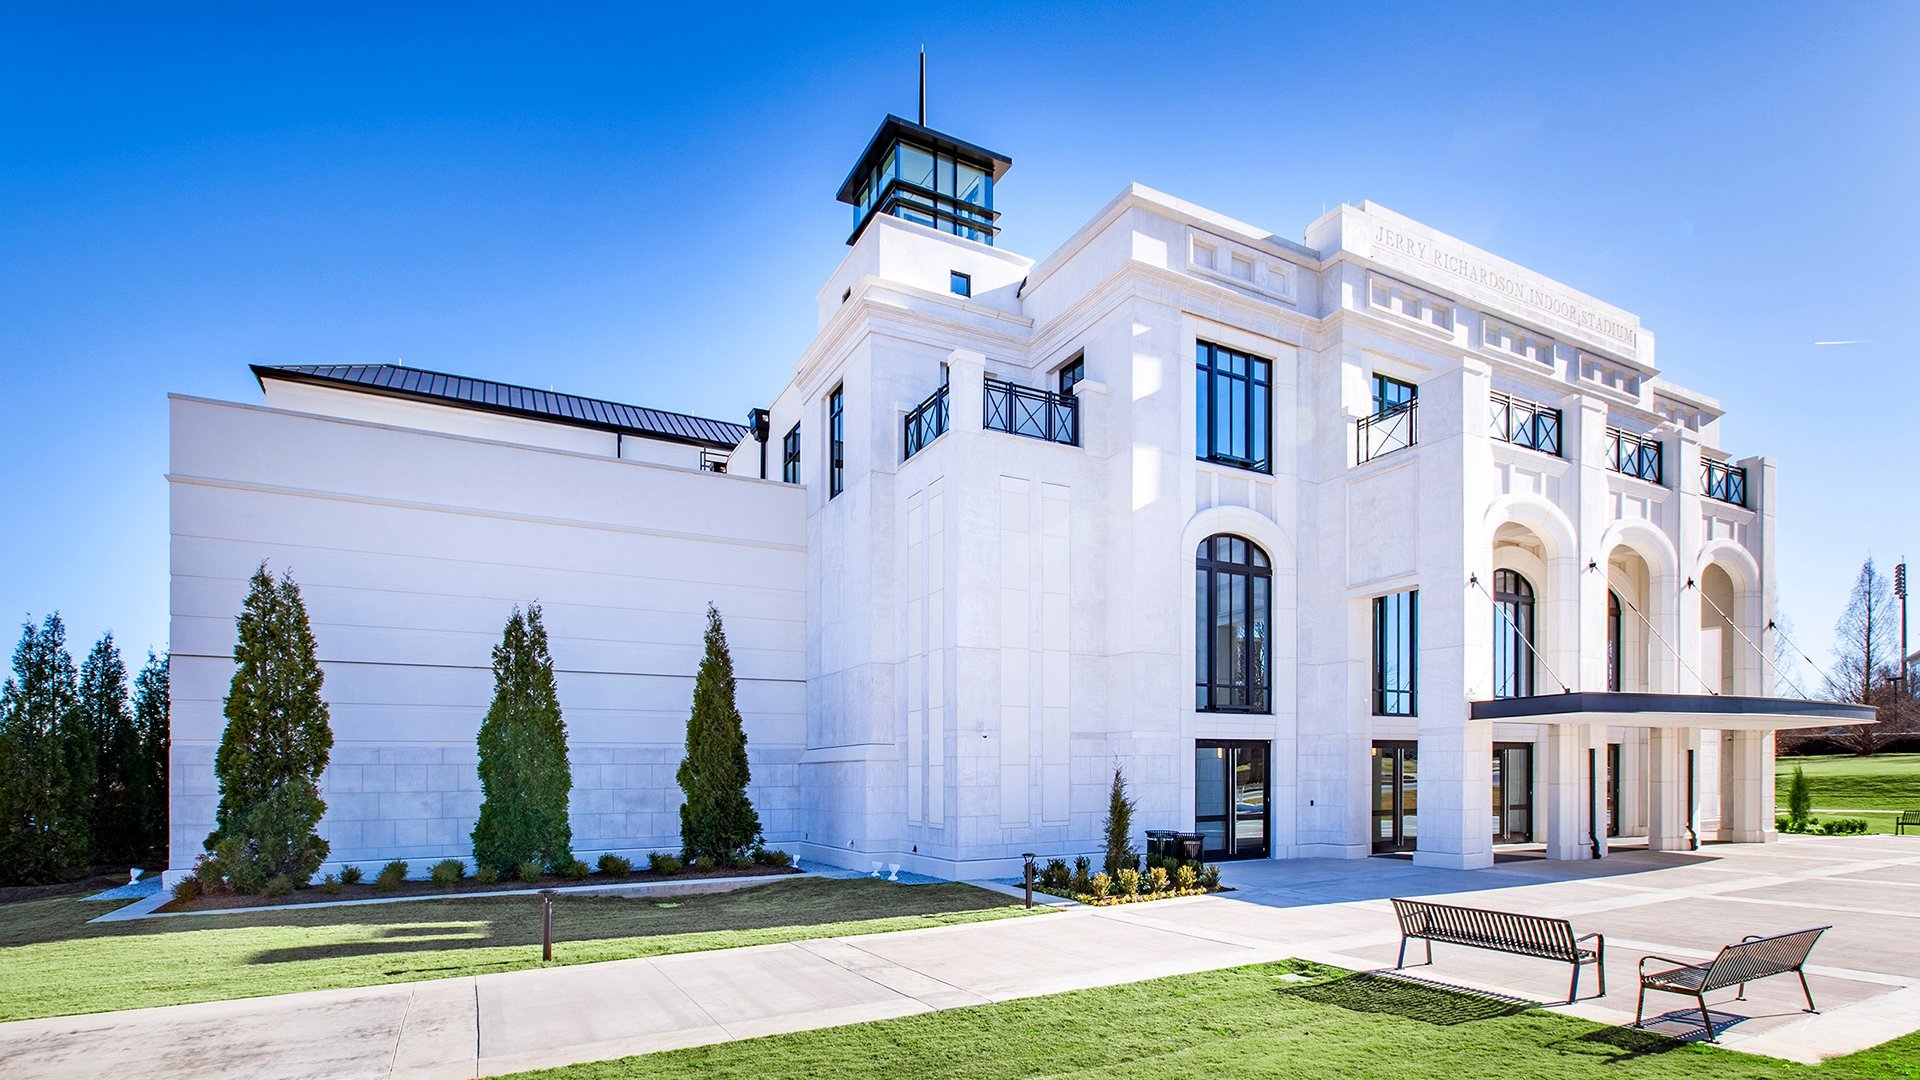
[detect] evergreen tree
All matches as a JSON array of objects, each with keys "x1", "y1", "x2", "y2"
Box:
[
  {"x1": 133, "y1": 650, "x2": 170, "y2": 860},
  {"x1": 210, "y1": 565, "x2": 333, "y2": 885},
  {"x1": 1102, "y1": 765, "x2": 1138, "y2": 877},
  {"x1": 1787, "y1": 765, "x2": 1813, "y2": 830},
  {"x1": 676, "y1": 605, "x2": 762, "y2": 862},
  {"x1": 80, "y1": 633, "x2": 142, "y2": 864},
  {"x1": 0, "y1": 614, "x2": 89, "y2": 883},
  {"x1": 472, "y1": 604, "x2": 573, "y2": 873}
]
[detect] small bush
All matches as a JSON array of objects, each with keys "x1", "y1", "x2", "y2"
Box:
[
  {"x1": 1040, "y1": 858, "x2": 1070, "y2": 891},
  {"x1": 692, "y1": 855, "x2": 716, "y2": 873},
  {"x1": 597, "y1": 853, "x2": 633, "y2": 876},
  {"x1": 375, "y1": 860, "x2": 409, "y2": 891},
  {"x1": 431, "y1": 858, "x2": 467, "y2": 887},
  {"x1": 732, "y1": 854, "x2": 755, "y2": 870},
  {"x1": 1116, "y1": 867, "x2": 1140, "y2": 896},
  {"x1": 263, "y1": 875, "x2": 295, "y2": 899},
  {"x1": 1088, "y1": 872, "x2": 1111, "y2": 900},
  {"x1": 1200, "y1": 864, "x2": 1221, "y2": 892},
  {"x1": 563, "y1": 858, "x2": 591, "y2": 879},
  {"x1": 756, "y1": 848, "x2": 792, "y2": 868},
  {"x1": 192, "y1": 853, "x2": 228, "y2": 896},
  {"x1": 1175, "y1": 864, "x2": 1198, "y2": 891},
  {"x1": 1071, "y1": 856, "x2": 1091, "y2": 894},
  {"x1": 1147, "y1": 865, "x2": 1170, "y2": 894},
  {"x1": 475, "y1": 865, "x2": 500, "y2": 885},
  {"x1": 516, "y1": 860, "x2": 543, "y2": 884},
  {"x1": 171, "y1": 876, "x2": 203, "y2": 904},
  {"x1": 1818, "y1": 817, "x2": 1870, "y2": 836},
  {"x1": 338, "y1": 864, "x2": 364, "y2": 885},
  {"x1": 648, "y1": 852, "x2": 684, "y2": 874},
  {"x1": 321, "y1": 873, "x2": 342, "y2": 895}
]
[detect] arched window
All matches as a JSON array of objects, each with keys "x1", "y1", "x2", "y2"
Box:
[
  {"x1": 1492, "y1": 568, "x2": 1536, "y2": 699},
  {"x1": 1606, "y1": 589, "x2": 1623, "y2": 692},
  {"x1": 1196, "y1": 534, "x2": 1270, "y2": 712}
]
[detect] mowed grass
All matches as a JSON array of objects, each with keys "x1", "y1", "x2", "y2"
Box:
[
  {"x1": 506, "y1": 961, "x2": 1920, "y2": 1080},
  {"x1": 1777, "y1": 754, "x2": 1920, "y2": 830},
  {"x1": 0, "y1": 877, "x2": 1036, "y2": 1022}
]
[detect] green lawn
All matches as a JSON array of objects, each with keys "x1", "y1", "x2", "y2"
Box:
[
  {"x1": 0, "y1": 877, "x2": 1036, "y2": 1022},
  {"x1": 505, "y1": 961, "x2": 1920, "y2": 1080},
  {"x1": 1778, "y1": 753, "x2": 1920, "y2": 832}
]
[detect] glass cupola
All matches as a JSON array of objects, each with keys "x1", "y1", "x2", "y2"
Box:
[{"x1": 835, "y1": 115, "x2": 1012, "y2": 246}]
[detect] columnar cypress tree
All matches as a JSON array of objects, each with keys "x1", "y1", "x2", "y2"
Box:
[
  {"x1": 0, "y1": 614, "x2": 89, "y2": 883},
  {"x1": 133, "y1": 650, "x2": 171, "y2": 860},
  {"x1": 210, "y1": 565, "x2": 333, "y2": 884},
  {"x1": 472, "y1": 604, "x2": 573, "y2": 873},
  {"x1": 677, "y1": 605, "x2": 761, "y2": 862},
  {"x1": 80, "y1": 633, "x2": 141, "y2": 864},
  {"x1": 1102, "y1": 765, "x2": 1138, "y2": 877}
]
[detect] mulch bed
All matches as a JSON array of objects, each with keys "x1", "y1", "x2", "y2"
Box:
[
  {"x1": 0, "y1": 866, "x2": 164, "y2": 906},
  {"x1": 158, "y1": 862, "x2": 802, "y2": 913}
]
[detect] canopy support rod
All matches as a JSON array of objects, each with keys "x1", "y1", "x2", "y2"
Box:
[
  {"x1": 1589, "y1": 561, "x2": 1715, "y2": 695},
  {"x1": 1471, "y1": 573, "x2": 1572, "y2": 694}
]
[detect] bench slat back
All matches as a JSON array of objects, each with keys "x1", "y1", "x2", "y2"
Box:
[
  {"x1": 1391, "y1": 899, "x2": 1579, "y2": 961},
  {"x1": 1700, "y1": 927, "x2": 1828, "y2": 992}
]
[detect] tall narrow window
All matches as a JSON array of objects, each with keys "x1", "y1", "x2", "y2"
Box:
[
  {"x1": 1195, "y1": 342, "x2": 1271, "y2": 472},
  {"x1": 781, "y1": 423, "x2": 801, "y2": 484},
  {"x1": 1373, "y1": 590, "x2": 1418, "y2": 716},
  {"x1": 1196, "y1": 534, "x2": 1271, "y2": 712},
  {"x1": 827, "y1": 386, "x2": 845, "y2": 499},
  {"x1": 1606, "y1": 589, "x2": 1623, "y2": 692},
  {"x1": 1058, "y1": 356, "x2": 1085, "y2": 396},
  {"x1": 1492, "y1": 569, "x2": 1536, "y2": 699}
]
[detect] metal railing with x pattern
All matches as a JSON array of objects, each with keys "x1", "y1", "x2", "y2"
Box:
[{"x1": 983, "y1": 377, "x2": 1078, "y2": 446}]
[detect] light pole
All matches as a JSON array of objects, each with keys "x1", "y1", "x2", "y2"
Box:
[{"x1": 1896, "y1": 561, "x2": 1909, "y2": 721}]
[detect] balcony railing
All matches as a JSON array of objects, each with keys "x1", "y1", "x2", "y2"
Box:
[
  {"x1": 1356, "y1": 399, "x2": 1417, "y2": 464},
  {"x1": 1702, "y1": 457, "x2": 1748, "y2": 506},
  {"x1": 984, "y1": 377, "x2": 1078, "y2": 446},
  {"x1": 903, "y1": 382, "x2": 949, "y2": 460},
  {"x1": 1489, "y1": 391, "x2": 1562, "y2": 456},
  {"x1": 698, "y1": 449, "x2": 729, "y2": 474},
  {"x1": 1606, "y1": 426, "x2": 1663, "y2": 484}
]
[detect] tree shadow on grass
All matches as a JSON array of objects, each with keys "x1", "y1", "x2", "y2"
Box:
[{"x1": 1281, "y1": 972, "x2": 1535, "y2": 1026}]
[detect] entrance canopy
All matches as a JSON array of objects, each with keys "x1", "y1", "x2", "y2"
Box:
[{"x1": 1469, "y1": 692, "x2": 1875, "y2": 732}]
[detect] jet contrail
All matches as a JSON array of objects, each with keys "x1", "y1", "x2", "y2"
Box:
[{"x1": 1813, "y1": 340, "x2": 1867, "y2": 346}]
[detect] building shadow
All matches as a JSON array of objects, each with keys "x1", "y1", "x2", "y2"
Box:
[{"x1": 1281, "y1": 971, "x2": 1535, "y2": 1026}]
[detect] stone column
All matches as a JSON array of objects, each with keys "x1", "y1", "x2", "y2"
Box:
[
  {"x1": 1647, "y1": 727, "x2": 1700, "y2": 851},
  {"x1": 1542, "y1": 722, "x2": 1606, "y2": 860},
  {"x1": 1717, "y1": 729, "x2": 1774, "y2": 842}
]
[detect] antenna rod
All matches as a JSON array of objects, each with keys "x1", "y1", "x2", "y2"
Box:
[{"x1": 918, "y1": 47, "x2": 926, "y2": 125}]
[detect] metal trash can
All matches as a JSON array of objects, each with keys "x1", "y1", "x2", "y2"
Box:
[
  {"x1": 1144, "y1": 829, "x2": 1178, "y2": 863},
  {"x1": 1175, "y1": 832, "x2": 1205, "y2": 865}
]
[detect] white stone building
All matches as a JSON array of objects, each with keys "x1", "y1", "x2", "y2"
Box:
[{"x1": 167, "y1": 114, "x2": 1866, "y2": 881}]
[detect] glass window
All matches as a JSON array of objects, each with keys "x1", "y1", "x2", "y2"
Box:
[
  {"x1": 1195, "y1": 341, "x2": 1271, "y2": 472},
  {"x1": 782, "y1": 423, "x2": 801, "y2": 485},
  {"x1": 1607, "y1": 589, "x2": 1623, "y2": 692},
  {"x1": 1372, "y1": 374, "x2": 1417, "y2": 415},
  {"x1": 937, "y1": 154, "x2": 957, "y2": 196},
  {"x1": 1492, "y1": 569, "x2": 1536, "y2": 698},
  {"x1": 1373, "y1": 590, "x2": 1417, "y2": 716},
  {"x1": 828, "y1": 387, "x2": 845, "y2": 499},
  {"x1": 950, "y1": 271, "x2": 971, "y2": 297},
  {"x1": 897, "y1": 144, "x2": 935, "y2": 190},
  {"x1": 1196, "y1": 534, "x2": 1272, "y2": 713},
  {"x1": 1058, "y1": 356, "x2": 1085, "y2": 395},
  {"x1": 956, "y1": 162, "x2": 989, "y2": 209}
]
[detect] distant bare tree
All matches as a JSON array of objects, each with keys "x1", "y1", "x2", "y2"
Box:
[{"x1": 1826, "y1": 558, "x2": 1905, "y2": 755}]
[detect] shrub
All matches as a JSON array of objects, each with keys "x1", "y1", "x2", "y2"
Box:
[
  {"x1": 263, "y1": 875, "x2": 295, "y2": 899},
  {"x1": 192, "y1": 852, "x2": 229, "y2": 896},
  {"x1": 1200, "y1": 864, "x2": 1221, "y2": 892},
  {"x1": 338, "y1": 864, "x2": 364, "y2": 885},
  {"x1": 171, "y1": 876, "x2": 202, "y2": 904},
  {"x1": 1818, "y1": 817, "x2": 1869, "y2": 836},
  {"x1": 375, "y1": 860, "x2": 408, "y2": 891},
  {"x1": 678, "y1": 606, "x2": 764, "y2": 864},
  {"x1": 692, "y1": 854, "x2": 716, "y2": 873},
  {"x1": 732, "y1": 854, "x2": 755, "y2": 870},
  {"x1": 1102, "y1": 766, "x2": 1138, "y2": 877},
  {"x1": 472, "y1": 604, "x2": 574, "y2": 877},
  {"x1": 1787, "y1": 766, "x2": 1813, "y2": 830},
  {"x1": 321, "y1": 873, "x2": 341, "y2": 895},
  {"x1": 563, "y1": 858, "x2": 591, "y2": 879},
  {"x1": 516, "y1": 860, "x2": 543, "y2": 884},
  {"x1": 1041, "y1": 858, "x2": 1070, "y2": 891},
  {"x1": 1071, "y1": 856, "x2": 1091, "y2": 894},
  {"x1": 597, "y1": 853, "x2": 633, "y2": 876},
  {"x1": 1147, "y1": 865, "x2": 1170, "y2": 894},
  {"x1": 1175, "y1": 864, "x2": 1198, "y2": 891},
  {"x1": 1116, "y1": 867, "x2": 1140, "y2": 896},
  {"x1": 475, "y1": 865, "x2": 500, "y2": 885},
  {"x1": 1088, "y1": 872, "x2": 1111, "y2": 900},
  {"x1": 648, "y1": 852, "x2": 684, "y2": 874},
  {"x1": 431, "y1": 858, "x2": 467, "y2": 887},
  {"x1": 756, "y1": 848, "x2": 792, "y2": 868}
]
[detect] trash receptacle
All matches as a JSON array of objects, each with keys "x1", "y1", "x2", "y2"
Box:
[
  {"x1": 1144, "y1": 829, "x2": 1177, "y2": 863},
  {"x1": 1175, "y1": 832, "x2": 1205, "y2": 865}
]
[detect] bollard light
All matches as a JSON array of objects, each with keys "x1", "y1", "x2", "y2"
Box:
[
  {"x1": 540, "y1": 890, "x2": 556, "y2": 961},
  {"x1": 1021, "y1": 852, "x2": 1037, "y2": 909}
]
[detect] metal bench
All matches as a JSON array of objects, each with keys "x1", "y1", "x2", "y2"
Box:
[
  {"x1": 1634, "y1": 926, "x2": 1829, "y2": 1041},
  {"x1": 1897, "y1": 811, "x2": 1920, "y2": 836},
  {"x1": 1390, "y1": 898, "x2": 1605, "y2": 1003}
]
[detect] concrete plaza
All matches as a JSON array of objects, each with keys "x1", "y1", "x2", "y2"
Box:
[{"x1": 1, "y1": 835, "x2": 1914, "y2": 1078}]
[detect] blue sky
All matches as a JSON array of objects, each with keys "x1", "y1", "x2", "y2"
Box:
[{"x1": 2, "y1": 4, "x2": 1916, "y2": 675}]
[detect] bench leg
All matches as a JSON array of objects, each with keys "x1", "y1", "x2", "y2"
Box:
[
  {"x1": 1799, "y1": 970, "x2": 1818, "y2": 1013},
  {"x1": 1397, "y1": 937, "x2": 1407, "y2": 969},
  {"x1": 1568, "y1": 963, "x2": 1581, "y2": 1005},
  {"x1": 1426, "y1": 939, "x2": 1433, "y2": 966},
  {"x1": 1634, "y1": 985, "x2": 1646, "y2": 1027},
  {"x1": 1697, "y1": 993, "x2": 1716, "y2": 1042},
  {"x1": 1736, "y1": 980, "x2": 1746, "y2": 1001}
]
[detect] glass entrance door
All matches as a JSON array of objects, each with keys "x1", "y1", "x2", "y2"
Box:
[
  {"x1": 1195, "y1": 741, "x2": 1269, "y2": 860},
  {"x1": 1606, "y1": 743, "x2": 1622, "y2": 837},
  {"x1": 1371, "y1": 741, "x2": 1417, "y2": 853},
  {"x1": 1492, "y1": 743, "x2": 1534, "y2": 843}
]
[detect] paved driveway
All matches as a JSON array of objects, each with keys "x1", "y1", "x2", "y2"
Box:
[{"x1": 0, "y1": 835, "x2": 1914, "y2": 1078}]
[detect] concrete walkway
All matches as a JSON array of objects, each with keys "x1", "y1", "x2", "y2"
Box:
[{"x1": 2, "y1": 835, "x2": 1915, "y2": 1078}]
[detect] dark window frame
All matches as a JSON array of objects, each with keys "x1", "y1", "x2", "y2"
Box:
[
  {"x1": 827, "y1": 386, "x2": 845, "y2": 499},
  {"x1": 1606, "y1": 588, "x2": 1623, "y2": 692},
  {"x1": 781, "y1": 422, "x2": 801, "y2": 484},
  {"x1": 949, "y1": 270, "x2": 971, "y2": 297},
  {"x1": 1492, "y1": 568, "x2": 1536, "y2": 699},
  {"x1": 1195, "y1": 533, "x2": 1272, "y2": 713},
  {"x1": 1372, "y1": 589, "x2": 1418, "y2": 716},
  {"x1": 1195, "y1": 341, "x2": 1272, "y2": 473},
  {"x1": 1058, "y1": 355, "x2": 1085, "y2": 396},
  {"x1": 1371, "y1": 374, "x2": 1417, "y2": 414}
]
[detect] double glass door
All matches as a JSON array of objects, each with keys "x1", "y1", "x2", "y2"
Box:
[
  {"x1": 1371, "y1": 741, "x2": 1417, "y2": 853},
  {"x1": 1195, "y1": 741, "x2": 1269, "y2": 860}
]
